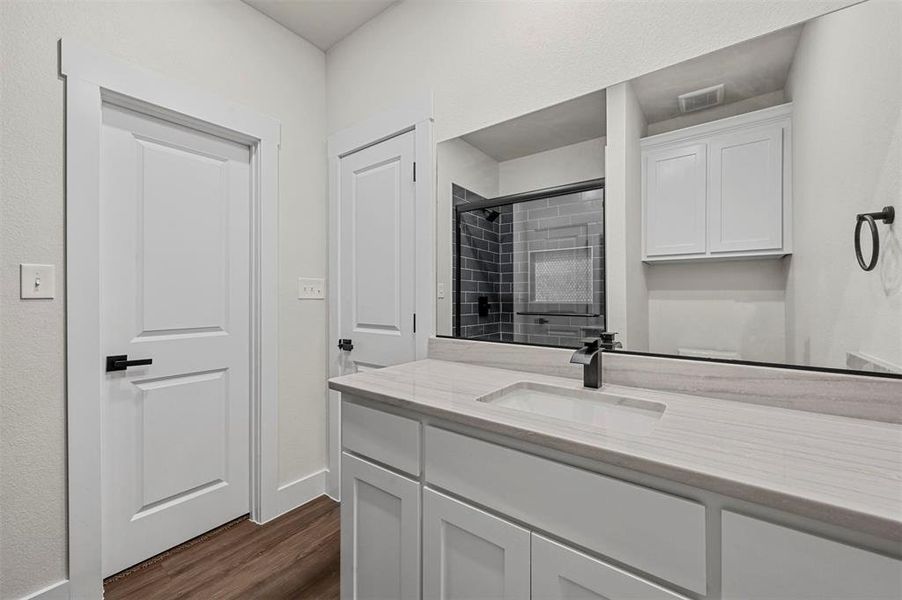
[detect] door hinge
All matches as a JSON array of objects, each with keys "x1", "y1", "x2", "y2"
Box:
[
  {"x1": 413, "y1": 313, "x2": 417, "y2": 333},
  {"x1": 413, "y1": 161, "x2": 417, "y2": 182}
]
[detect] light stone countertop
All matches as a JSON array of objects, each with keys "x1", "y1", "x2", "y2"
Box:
[{"x1": 329, "y1": 358, "x2": 902, "y2": 541}]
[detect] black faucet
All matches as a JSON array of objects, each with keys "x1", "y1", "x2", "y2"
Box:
[
  {"x1": 570, "y1": 333, "x2": 621, "y2": 389},
  {"x1": 571, "y1": 337, "x2": 602, "y2": 389}
]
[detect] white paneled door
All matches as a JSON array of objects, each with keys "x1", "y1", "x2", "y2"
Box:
[
  {"x1": 100, "y1": 104, "x2": 251, "y2": 577},
  {"x1": 340, "y1": 131, "x2": 417, "y2": 369}
]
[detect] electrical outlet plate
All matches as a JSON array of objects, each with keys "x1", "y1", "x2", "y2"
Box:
[
  {"x1": 298, "y1": 277, "x2": 325, "y2": 300},
  {"x1": 20, "y1": 263, "x2": 56, "y2": 299}
]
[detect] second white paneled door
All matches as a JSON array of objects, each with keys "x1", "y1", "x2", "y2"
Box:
[
  {"x1": 100, "y1": 104, "x2": 251, "y2": 576},
  {"x1": 339, "y1": 130, "x2": 417, "y2": 369}
]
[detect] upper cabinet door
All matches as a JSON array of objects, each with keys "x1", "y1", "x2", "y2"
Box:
[
  {"x1": 708, "y1": 125, "x2": 784, "y2": 253},
  {"x1": 643, "y1": 143, "x2": 708, "y2": 257},
  {"x1": 423, "y1": 488, "x2": 530, "y2": 600}
]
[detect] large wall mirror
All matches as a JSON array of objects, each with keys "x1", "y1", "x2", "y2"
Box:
[{"x1": 436, "y1": 0, "x2": 901, "y2": 376}]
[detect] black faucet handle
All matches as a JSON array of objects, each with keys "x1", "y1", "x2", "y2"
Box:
[
  {"x1": 580, "y1": 337, "x2": 601, "y2": 351},
  {"x1": 600, "y1": 331, "x2": 621, "y2": 350}
]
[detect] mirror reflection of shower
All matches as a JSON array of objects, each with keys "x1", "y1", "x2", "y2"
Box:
[{"x1": 453, "y1": 180, "x2": 605, "y2": 349}]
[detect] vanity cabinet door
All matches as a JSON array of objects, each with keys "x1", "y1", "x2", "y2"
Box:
[
  {"x1": 643, "y1": 142, "x2": 708, "y2": 257},
  {"x1": 341, "y1": 452, "x2": 420, "y2": 600},
  {"x1": 531, "y1": 534, "x2": 689, "y2": 600},
  {"x1": 424, "y1": 488, "x2": 530, "y2": 600},
  {"x1": 708, "y1": 124, "x2": 784, "y2": 253},
  {"x1": 722, "y1": 511, "x2": 902, "y2": 599}
]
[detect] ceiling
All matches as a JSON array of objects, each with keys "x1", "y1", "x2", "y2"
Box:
[
  {"x1": 243, "y1": 0, "x2": 397, "y2": 51},
  {"x1": 632, "y1": 24, "x2": 803, "y2": 125},
  {"x1": 461, "y1": 91, "x2": 607, "y2": 162}
]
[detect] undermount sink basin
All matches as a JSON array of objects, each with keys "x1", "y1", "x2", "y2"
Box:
[{"x1": 477, "y1": 382, "x2": 666, "y2": 434}]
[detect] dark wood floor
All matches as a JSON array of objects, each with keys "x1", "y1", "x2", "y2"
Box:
[{"x1": 104, "y1": 495, "x2": 340, "y2": 600}]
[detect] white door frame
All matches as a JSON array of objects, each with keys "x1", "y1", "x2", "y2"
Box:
[
  {"x1": 63, "y1": 39, "x2": 281, "y2": 599},
  {"x1": 326, "y1": 96, "x2": 435, "y2": 499}
]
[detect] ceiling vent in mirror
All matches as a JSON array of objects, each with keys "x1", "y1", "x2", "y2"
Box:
[{"x1": 678, "y1": 84, "x2": 725, "y2": 113}]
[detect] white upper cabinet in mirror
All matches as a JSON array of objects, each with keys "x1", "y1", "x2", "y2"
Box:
[
  {"x1": 641, "y1": 104, "x2": 791, "y2": 262},
  {"x1": 435, "y1": 0, "x2": 901, "y2": 378}
]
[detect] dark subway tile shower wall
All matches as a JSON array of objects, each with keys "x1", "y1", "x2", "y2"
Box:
[{"x1": 452, "y1": 184, "x2": 513, "y2": 341}]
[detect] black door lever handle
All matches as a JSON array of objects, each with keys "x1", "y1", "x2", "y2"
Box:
[{"x1": 106, "y1": 354, "x2": 153, "y2": 372}]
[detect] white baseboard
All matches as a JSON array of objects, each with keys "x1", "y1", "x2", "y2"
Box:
[
  {"x1": 273, "y1": 468, "x2": 329, "y2": 520},
  {"x1": 20, "y1": 580, "x2": 69, "y2": 600}
]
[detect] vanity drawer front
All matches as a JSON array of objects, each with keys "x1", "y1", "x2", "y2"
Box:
[
  {"x1": 722, "y1": 511, "x2": 902, "y2": 599},
  {"x1": 532, "y1": 534, "x2": 689, "y2": 600},
  {"x1": 342, "y1": 399, "x2": 420, "y2": 476},
  {"x1": 424, "y1": 426, "x2": 706, "y2": 594}
]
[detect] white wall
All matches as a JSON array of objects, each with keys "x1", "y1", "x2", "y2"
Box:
[
  {"x1": 436, "y1": 138, "x2": 499, "y2": 335},
  {"x1": 605, "y1": 82, "x2": 649, "y2": 351},
  {"x1": 785, "y1": 0, "x2": 902, "y2": 371},
  {"x1": 498, "y1": 137, "x2": 605, "y2": 196},
  {"x1": 647, "y1": 261, "x2": 788, "y2": 361},
  {"x1": 0, "y1": 2, "x2": 326, "y2": 597},
  {"x1": 326, "y1": 0, "x2": 854, "y2": 143}
]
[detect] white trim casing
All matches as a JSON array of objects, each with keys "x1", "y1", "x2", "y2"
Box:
[
  {"x1": 62, "y1": 39, "x2": 281, "y2": 600},
  {"x1": 326, "y1": 95, "x2": 435, "y2": 500}
]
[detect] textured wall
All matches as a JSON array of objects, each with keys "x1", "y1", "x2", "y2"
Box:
[
  {"x1": 605, "y1": 81, "x2": 649, "y2": 351},
  {"x1": 326, "y1": 0, "x2": 855, "y2": 141},
  {"x1": 0, "y1": 2, "x2": 326, "y2": 597},
  {"x1": 785, "y1": 0, "x2": 902, "y2": 371},
  {"x1": 498, "y1": 137, "x2": 606, "y2": 196}
]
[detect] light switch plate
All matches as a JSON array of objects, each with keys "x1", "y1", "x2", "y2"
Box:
[
  {"x1": 20, "y1": 263, "x2": 55, "y2": 299},
  {"x1": 437, "y1": 282, "x2": 446, "y2": 299},
  {"x1": 298, "y1": 277, "x2": 325, "y2": 300}
]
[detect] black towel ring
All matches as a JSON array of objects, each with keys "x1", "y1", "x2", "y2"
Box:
[{"x1": 855, "y1": 206, "x2": 895, "y2": 271}]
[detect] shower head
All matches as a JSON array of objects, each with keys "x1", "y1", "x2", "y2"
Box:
[{"x1": 483, "y1": 208, "x2": 500, "y2": 222}]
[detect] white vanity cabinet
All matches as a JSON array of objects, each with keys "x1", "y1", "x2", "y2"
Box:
[
  {"x1": 340, "y1": 397, "x2": 901, "y2": 600},
  {"x1": 340, "y1": 452, "x2": 420, "y2": 600},
  {"x1": 423, "y1": 488, "x2": 531, "y2": 600},
  {"x1": 642, "y1": 104, "x2": 791, "y2": 262}
]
